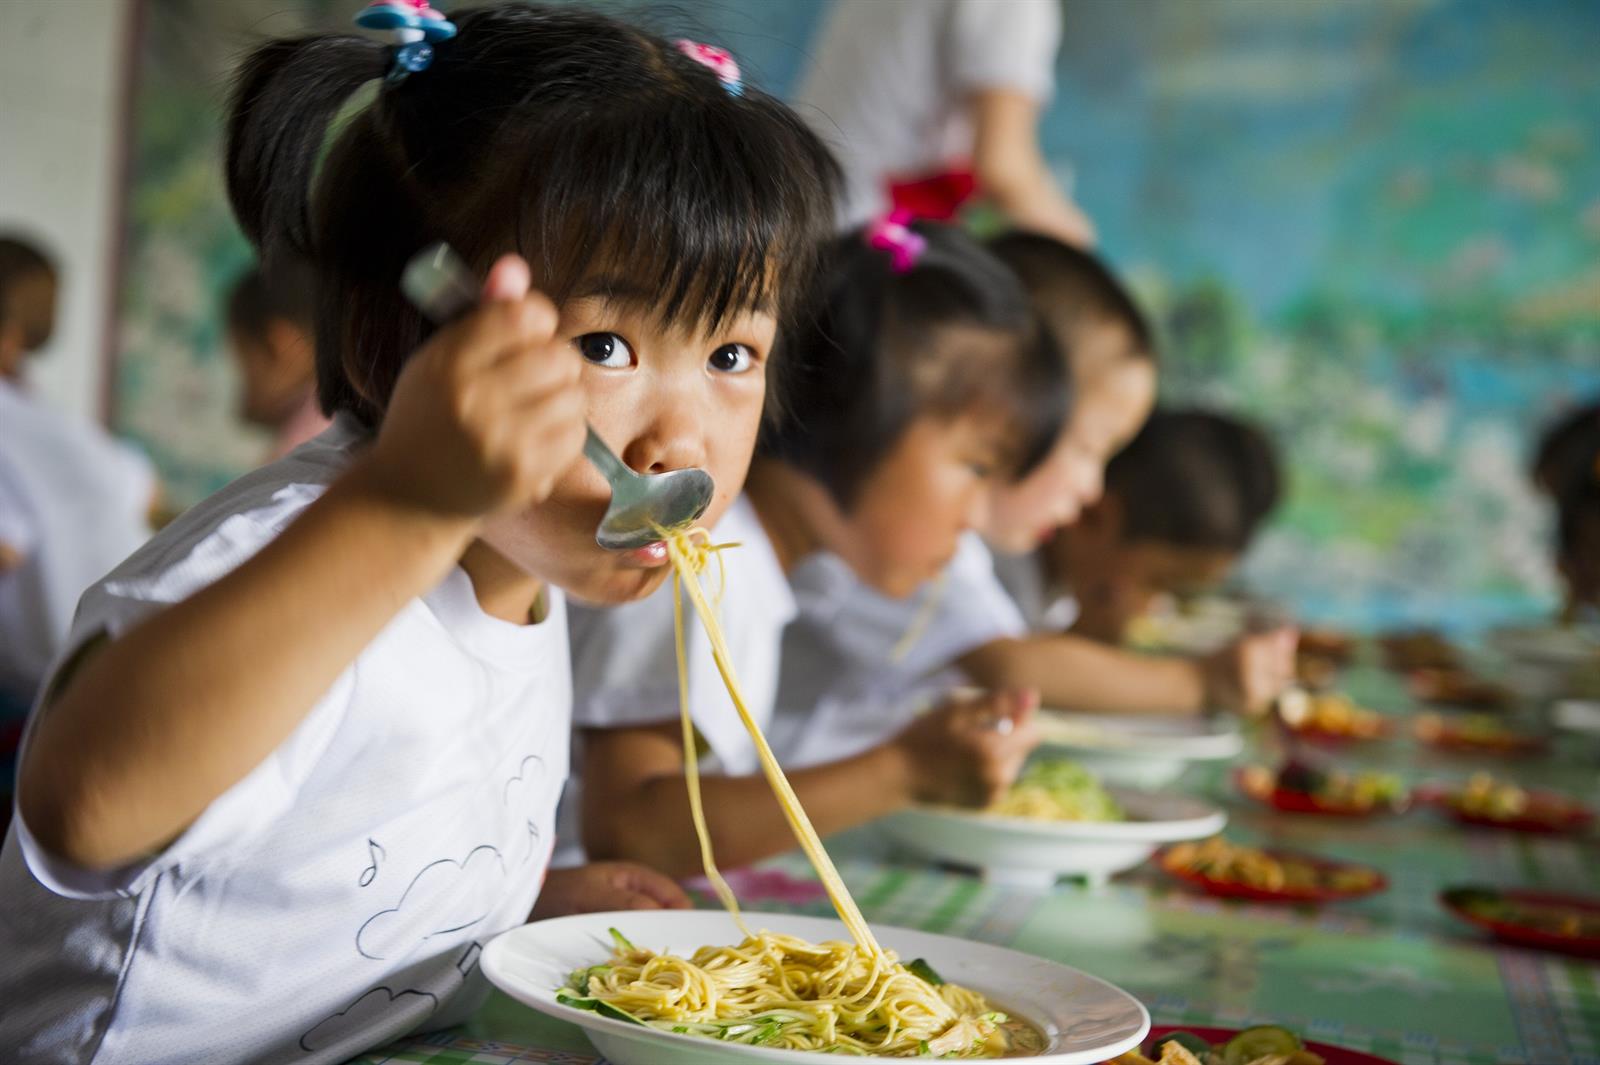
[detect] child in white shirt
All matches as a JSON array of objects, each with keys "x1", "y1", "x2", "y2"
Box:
[{"x1": 0, "y1": 6, "x2": 839, "y2": 1063}]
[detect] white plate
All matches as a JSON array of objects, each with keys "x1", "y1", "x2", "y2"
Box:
[
  {"x1": 879, "y1": 787, "x2": 1226, "y2": 889},
  {"x1": 1554, "y1": 699, "x2": 1600, "y2": 734},
  {"x1": 1035, "y1": 713, "x2": 1243, "y2": 788},
  {"x1": 481, "y1": 909, "x2": 1149, "y2": 1064}
]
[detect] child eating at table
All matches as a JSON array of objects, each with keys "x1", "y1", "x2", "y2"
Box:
[
  {"x1": 0, "y1": 5, "x2": 838, "y2": 1062},
  {"x1": 1030, "y1": 407, "x2": 1282, "y2": 644},
  {"x1": 567, "y1": 218, "x2": 1058, "y2": 875},
  {"x1": 776, "y1": 233, "x2": 1296, "y2": 755}
]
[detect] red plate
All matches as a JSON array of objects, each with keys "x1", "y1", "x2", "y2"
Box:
[
  {"x1": 1235, "y1": 769, "x2": 1408, "y2": 818},
  {"x1": 1159, "y1": 847, "x2": 1388, "y2": 903},
  {"x1": 1441, "y1": 886, "x2": 1600, "y2": 958},
  {"x1": 1121, "y1": 1025, "x2": 1400, "y2": 1065},
  {"x1": 1289, "y1": 720, "x2": 1394, "y2": 746},
  {"x1": 1415, "y1": 726, "x2": 1545, "y2": 756},
  {"x1": 1418, "y1": 786, "x2": 1592, "y2": 835}
]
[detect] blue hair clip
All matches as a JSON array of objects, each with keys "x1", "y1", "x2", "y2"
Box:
[{"x1": 357, "y1": 0, "x2": 457, "y2": 84}]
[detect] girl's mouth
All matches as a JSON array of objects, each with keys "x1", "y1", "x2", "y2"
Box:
[{"x1": 622, "y1": 541, "x2": 670, "y2": 566}]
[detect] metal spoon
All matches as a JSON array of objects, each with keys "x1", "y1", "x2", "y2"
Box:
[{"x1": 400, "y1": 243, "x2": 715, "y2": 550}]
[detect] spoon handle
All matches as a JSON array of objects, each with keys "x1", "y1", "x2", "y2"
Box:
[
  {"x1": 582, "y1": 426, "x2": 633, "y2": 485},
  {"x1": 401, "y1": 243, "x2": 630, "y2": 489}
]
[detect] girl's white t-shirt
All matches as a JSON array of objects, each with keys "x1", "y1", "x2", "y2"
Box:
[
  {"x1": 793, "y1": 0, "x2": 1064, "y2": 226},
  {"x1": 768, "y1": 532, "x2": 1028, "y2": 767},
  {"x1": 559, "y1": 495, "x2": 794, "y2": 864},
  {"x1": 0, "y1": 418, "x2": 571, "y2": 1065}
]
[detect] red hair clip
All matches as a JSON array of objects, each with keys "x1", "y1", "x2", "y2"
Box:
[
  {"x1": 676, "y1": 40, "x2": 742, "y2": 96},
  {"x1": 866, "y1": 209, "x2": 926, "y2": 273}
]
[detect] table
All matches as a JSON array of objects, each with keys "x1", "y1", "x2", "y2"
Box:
[{"x1": 361, "y1": 662, "x2": 1600, "y2": 1065}]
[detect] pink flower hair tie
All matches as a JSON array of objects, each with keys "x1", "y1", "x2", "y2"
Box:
[
  {"x1": 676, "y1": 39, "x2": 743, "y2": 96},
  {"x1": 866, "y1": 209, "x2": 926, "y2": 273}
]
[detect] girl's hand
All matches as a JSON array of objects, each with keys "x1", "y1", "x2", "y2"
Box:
[
  {"x1": 362, "y1": 254, "x2": 587, "y2": 522},
  {"x1": 1202, "y1": 627, "x2": 1299, "y2": 716},
  {"x1": 891, "y1": 688, "x2": 1040, "y2": 807},
  {"x1": 530, "y1": 861, "x2": 692, "y2": 920}
]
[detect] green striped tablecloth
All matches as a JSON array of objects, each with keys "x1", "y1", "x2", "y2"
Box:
[{"x1": 360, "y1": 663, "x2": 1600, "y2": 1065}]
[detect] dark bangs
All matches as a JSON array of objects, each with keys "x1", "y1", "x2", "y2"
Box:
[
  {"x1": 762, "y1": 222, "x2": 1069, "y2": 507},
  {"x1": 231, "y1": 4, "x2": 838, "y2": 426},
  {"x1": 498, "y1": 88, "x2": 834, "y2": 340}
]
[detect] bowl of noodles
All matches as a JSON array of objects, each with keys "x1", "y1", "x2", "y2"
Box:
[
  {"x1": 878, "y1": 760, "x2": 1226, "y2": 889},
  {"x1": 481, "y1": 909, "x2": 1151, "y2": 1063}
]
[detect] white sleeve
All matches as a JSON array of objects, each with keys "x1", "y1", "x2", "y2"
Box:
[
  {"x1": 948, "y1": 0, "x2": 1062, "y2": 102},
  {"x1": 13, "y1": 484, "x2": 355, "y2": 900}
]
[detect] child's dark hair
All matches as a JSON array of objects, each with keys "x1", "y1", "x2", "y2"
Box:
[
  {"x1": 1105, "y1": 408, "x2": 1280, "y2": 552},
  {"x1": 986, "y1": 230, "x2": 1154, "y2": 364},
  {"x1": 759, "y1": 221, "x2": 1068, "y2": 507},
  {"x1": 227, "y1": 260, "x2": 316, "y2": 341},
  {"x1": 0, "y1": 235, "x2": 58, "y2": 349},
  {"x1": 226, "y1": 4, "x2": 838, "y2": 425},
  {"x1": 1532, "y1": 401, "x2": 1600, "y2": 498}
]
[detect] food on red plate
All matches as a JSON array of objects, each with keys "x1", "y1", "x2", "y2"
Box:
[
  {"x1": 1279, "y1": 692, "x2": 1388, "y2": 741},
  {"x1": 1408, "y1": 667, "x2": 1513, "y2": 709},
  {"x1": 1240, "y1": 762, "x2": 1407, "y2": 815},
  {"x1": 1413, "y1": 713, "x2": 1542, "y2": 753},
  {"x1": 1161, "y1": 837, "x2": 1384, "y2": 900}
]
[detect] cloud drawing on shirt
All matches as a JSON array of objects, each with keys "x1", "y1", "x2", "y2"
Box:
[
  {"x1": 503, "y1": 753, "x2": 550, "y2": 866},
  {"x1": 356, "y1": 844, "x2": 507, "y2": 961},
  {"x1": 502, "y1": 753, "x2": 548, "y2": 811},
  {"x1": 299, "y1": 985, "x2": 438, "y2": 1053}
]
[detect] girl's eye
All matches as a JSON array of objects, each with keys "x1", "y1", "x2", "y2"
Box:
[
  {"x1": 708, "y1": 343, "x2": 756, "y2": 374},
  {"x1": 576, "y1": 332, "x2": 634, "y2": 368}
]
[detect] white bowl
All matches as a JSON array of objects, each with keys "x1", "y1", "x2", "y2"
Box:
[
  {"x1": 1034, "y1": 712, "x2": 1243, "y2": 788},
  {"x1": 481, "y1": 909, "x2": 1149, "y2": 1064},
  {"x1": 878, "y1": 786, "x2": 1226, "y2": 890}
]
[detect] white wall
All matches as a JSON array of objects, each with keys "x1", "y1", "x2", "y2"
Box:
[{"x1": 0, "y1": 0, "x2": 132, "y2": 422}]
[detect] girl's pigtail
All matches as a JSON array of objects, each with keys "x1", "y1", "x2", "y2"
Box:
[{"x1": 225, "y1": 34, "x2": 388, "y2": 265}]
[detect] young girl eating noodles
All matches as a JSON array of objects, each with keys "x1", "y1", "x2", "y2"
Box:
[{"x1": 0, "y1": 5, "x2": 837, "y2": 1062}]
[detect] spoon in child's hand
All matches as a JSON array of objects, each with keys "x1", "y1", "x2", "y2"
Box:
[{"x1": 400, "y1": 243, "x2": 715, "y2": 551}]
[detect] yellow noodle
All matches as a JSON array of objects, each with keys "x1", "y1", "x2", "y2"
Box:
[{"x1": 566, "y1": 529, "x2": 1011, "y2": 1058}]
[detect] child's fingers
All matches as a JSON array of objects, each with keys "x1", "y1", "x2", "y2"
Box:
[
  {"x1": 442, "y1": 292, "x2": 562, "y2": 378},
  {"x1": 514, "y1": 389, "x2": 587, "y2": 464},
  {"x1": 624, "y1": 867, "x2": 693, "y2": 909},
  {"x1": 481, "y1": 253, "x2": 532, "y2": 303},
  {"x1": 488, "y1": 331, "x2": 583, "y2": 400}
]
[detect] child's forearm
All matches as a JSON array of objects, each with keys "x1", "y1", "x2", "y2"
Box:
[
  {"x1": 960, "y1": 635, "x2": 1206, "y2": 716},
  {"x1": 18, "y1": 458, "x2": 477, "y2": 870},
  {"x1": 583, "y1": 745, "x2": 913, "y2": 879}
]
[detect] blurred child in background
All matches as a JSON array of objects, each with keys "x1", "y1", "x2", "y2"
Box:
[
  {"x1": 1031, "y1": 408, "x2": 1281, "y2": 644},
  {"x1": 0, "y1": 236, "x2": 155, "y2": 812},
  {"x1": 774, "y1": 233, "x2": 1296, "y2": 771},
  {"x1": 1532, "y1": 401, "x2": 1600, "y2": 623},
  {"x1": 570, "y1": 220, "x2": 1058, "y2": 876},
  {"x1": 795, "y1": 0, "x2": 1095, "y2": 246},
  {"x1": 226, "y1": 260, "x2": 331, "y2": 460}
]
